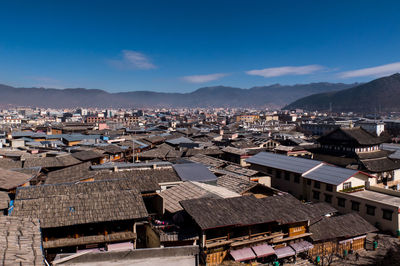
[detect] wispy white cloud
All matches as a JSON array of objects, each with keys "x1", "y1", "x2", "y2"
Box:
[
  {"x1": 110, "y1": 50, "x2": 156, "y2": 70},
  {"x1": 181, "y1": 73, "x2": 229, "y2": 83},
  {"x1": 339, "y1": 62, "x2": 400, "y2": 78},
  {"x1": 245, "y1": 65, "x2": 323, "y2": 78}
]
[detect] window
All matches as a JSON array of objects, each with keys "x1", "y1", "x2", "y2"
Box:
[
  {"x1": 314, "y1": 181, "x2": 320, "y2": 189},
  {"x1": 343, "y1": 182, "x2": 352, "y2": 190},
  {"x1": 313, "y1": 190, "x2": 320, "y2": 200},
  {"x1": 307, "y1": 179, "x2": 311, "y2": 186},
  {"x1": 294, "y1": 174, "x2": 300, "y2": 184},
  {"x1": 338, "y1": 197, "x2": 346, "y2": 207},
  {"x1": 324, "y1": 194, "x2": 332, "y2": 203},
  {"x1": 366, "y1": 205, "x2": 376, "y2": 216},
  {"x1": 276, "y1": 170, "x2": 281, "y2": 179},
  {"x1": 383, "y1": 209, "x2": 393, "y2": 221},
  {"x1": 351, "y1": 201, "x2": 360, "y2": 211},
  {"x1": 284, "y1": 172, "x2": 290, "y2": 181},
  {"x1": 326, "y1": 184, "x2": 333, "y2": 192}
]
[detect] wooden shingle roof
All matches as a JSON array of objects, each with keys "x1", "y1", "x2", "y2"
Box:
[
  {"x1": 187, "y1": 154, "x2": 227, "y2": 168},
  {"x1": 138, "y1": 143, "x2": 182, "y2": 159},
  {"x1": 0, "y1": 158, "x2": 23, "y2": 169},
  {"x1": 0, "y1": 191, "x2": 10, "y2": 209},
  {"x1": 0, "y1": 168, "x2": 33, "y2": 190},
  {"x1": 0, "y1": 216, "x2": 44, "y2": 265},
  {"x1": 184, "y1": 148, "x2": 223, "y2": 157},
  {"x1": 23, "y1": 154, "x2": 81, "y2": 168},
  {"x1": 93, "y1": 172, "x2": 160, "y2": 192},
  {"x1": 217, "y1": 175, "x2": 258, "y2": 194},
  {"x1": 223, "y1": 164, "x2": 258, "y2": 177},
  {"x1": 12, "y1": 180, "x2": 148, "y2": 228},
  {"x1": 159, "y1": 182, "x2": 212, "y2": 213},
  {"x1": 180, "y1": 194, "x2": 332, "y2": 230},
  {"x1": 71, "y1": 150, "x2": 105, "y2": 161},
  {"x1": 93, "y1": 167, "x2": 181, "y2": 185},
  {"x1": 95, "y1": 144, "x2": 124, "y2": 154},
  {"x1": 45, "y1": 162, "x2": 94, "y2": 185},
  {"x1": 310, "y1": 213, "x2": 377, "y2": 242}
]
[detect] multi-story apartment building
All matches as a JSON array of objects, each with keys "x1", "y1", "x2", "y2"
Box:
[{"x1": 247, "y1": 152, "x2": 400, "y2": 235}]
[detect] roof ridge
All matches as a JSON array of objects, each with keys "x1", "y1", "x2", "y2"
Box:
[{"x1": 302, "y1": 162, "x2": 325, "y2": 176}]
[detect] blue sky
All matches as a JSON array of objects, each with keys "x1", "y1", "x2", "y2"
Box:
[{"x1": 0, "y1": 0, "x2": 400, "y2": 92}]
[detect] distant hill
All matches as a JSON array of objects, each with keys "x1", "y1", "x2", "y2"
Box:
[
  {"x1": 284, "y1": 73, "x2": 400, "y2": 113},
  {"x1": 0, "y1": 82, "x2": 356, "y2": 108}
]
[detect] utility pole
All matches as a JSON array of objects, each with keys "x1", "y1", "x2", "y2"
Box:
[{"x1": 132, "y1": 138, "x2": 135, "y2": 163}]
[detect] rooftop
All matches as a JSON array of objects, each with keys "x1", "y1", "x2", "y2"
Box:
[
  {"x1": 173, "y1": 163, "x2": 217, "y2": 182},
  {"x1": 318, "y1": 127, "x2": 384, "y2": 146},
  {"x1": 246, "y1": 152, "x2": 322, "y2": 174},
  {"x1": 0, "y1": 216, "x2": 44, "y2": 265},
  {"x1": 12, "y1": 179, "x2": 149, "y2": 228},
  {"x1": 180, "y1": 194, "x2": 333, "y2": 230},
  {"x1": 310, "y1": 213, "x2": 377, "y2": 242},
  {"x1": 303, "y1": 163, "x2": 360, "y2": 185},
  {"x1": 349, "y1": 189, "x2": 400, "y2": 207},
  {"x1": 0, "y1": 168, "x2": 33, "y2": 190}
]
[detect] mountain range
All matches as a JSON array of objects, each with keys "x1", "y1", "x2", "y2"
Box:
[
  {"x1": 284, "y1": 73, "x2": 400, "y2": 113},
  {"x1": 0, "y1": 83, "x2": 356, "y2": 109}
]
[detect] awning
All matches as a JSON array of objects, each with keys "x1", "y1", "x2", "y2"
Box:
[
  {"x1": 230, "y1": 247, "x2": 256, "y2": 261},
  {"x1": 252, "y1": 244, "x2": 276, "y2": 258},
  {"x1": 274, "y1": 246, "x2": 295, "y2": 259},
  {"x1": 290, "y1": 241, "x2": 314, "y2": 254}
]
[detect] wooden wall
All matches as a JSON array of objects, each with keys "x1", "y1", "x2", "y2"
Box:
[{"x1": 309, "y1": 237, "x2": 366, "y2": 257}]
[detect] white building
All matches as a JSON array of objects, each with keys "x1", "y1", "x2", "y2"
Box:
[
  {"x1": 247, "y1": 152, "x2": 400, "y2": 234},
  {"x1": 355, "y1": 120, "x2": 385, "y2": 136}
]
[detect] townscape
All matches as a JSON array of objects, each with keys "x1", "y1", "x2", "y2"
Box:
[
  {"x1": 2, "y1": 1, "x2": 400, "y2": 265},
  {"x1": 2, "y1": 104, "x2": 400, "y2": 265}
]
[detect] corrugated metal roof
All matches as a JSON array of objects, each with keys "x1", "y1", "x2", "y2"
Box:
[
  {"x1": 246, "y1": 152, "x2": 322, "y2": 174},
  {"x1": 302, "y1": 164, "x2": 359, "y2": 185},
  {"x1": 173, "y1": 163, "x2": 217, "y2": 182}
]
